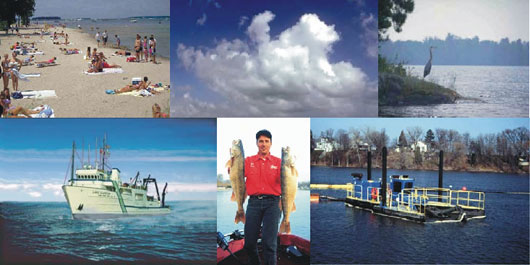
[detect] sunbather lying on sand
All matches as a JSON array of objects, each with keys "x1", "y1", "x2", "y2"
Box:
[
  {"x1": 23, "y1": 55, "x2": 35, "y2": 66},
  {"x1": 114, "y1": 76, "x2": 150, "y2": 94},
  {"x1": 36, "y1": 57, "x2": 57, "y2": 66},
  {"x1": 0, "y1": 93, "x2": 39, "y2": 118},
  {"x1": 152, "y1": 103, "x2": 168, "y2": 118},
  {"x1": 114, "y1": 50, "x2": 131, "y2": 56},
  {"x1": 60, "y1": 48, "x2": 79, "y2": 55}
]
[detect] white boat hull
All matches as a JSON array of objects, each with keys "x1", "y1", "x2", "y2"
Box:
[{"x1": 63, "y1": 184, "x2": 170, "y2": 219}]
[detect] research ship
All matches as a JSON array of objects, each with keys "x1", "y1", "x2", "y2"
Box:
[{"x1": 62, "y1": 137, "x2": 170, "y2": 219}]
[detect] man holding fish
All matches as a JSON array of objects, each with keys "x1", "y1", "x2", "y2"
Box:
[{"x1": 226, "y1": 129, "x2": 298, "y2": 265}]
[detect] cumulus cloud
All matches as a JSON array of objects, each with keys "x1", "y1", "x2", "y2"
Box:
[
  {"x1": 360, "y1": 12, "x2": 378, "y2": 58},
  {"x1": 196, "y1": 13, "x2": 207, "y2": 26},
  {"x1": 176, "y1": 11, "x2": 377, "y2": 116}
]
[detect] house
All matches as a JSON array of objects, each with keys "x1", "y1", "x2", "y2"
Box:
[
  {"x1": 411, "y1": 141, "x2": 428, "y2": 153},
  {"x1": 315, "y1": 137, "x2": 335, "y2": 153}
]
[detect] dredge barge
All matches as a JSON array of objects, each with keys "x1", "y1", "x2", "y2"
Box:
[{"x1": 313, "y1": 148, "x2": 485, "y2": 223}]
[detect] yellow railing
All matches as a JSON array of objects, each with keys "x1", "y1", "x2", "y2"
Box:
[
  {"x1": 401, "y1": 187, "x2": 485, "y2": 210},
  {"x1": 451, "y1": 190, "x2": 485, "y2": 210}
]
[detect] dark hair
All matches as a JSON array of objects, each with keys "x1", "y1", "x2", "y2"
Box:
[
  {"x1": 143, "y1": 76, "x2": 148, "y2": 82},
  {"x1": 0, "y1": 102, "x2": 4, "y2": 117},
  {"x1": 256, "y1": 129, "x2": 272, "y2": 141}
]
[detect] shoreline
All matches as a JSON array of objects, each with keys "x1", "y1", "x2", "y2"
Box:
[
  {"x1": 0, "y1": 24, "x2": 169, "y2": 117},
  {"x1": 310, "y1": 163, "x2": 528, "y2": 175}
]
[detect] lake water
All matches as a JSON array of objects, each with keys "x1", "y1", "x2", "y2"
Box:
[
  {"x1": 311, "y1": 166, "x2": 529, "y2": 264},
  {"x1": 63, "y1": 18, "x2": 170, "y2": 58},
  {"x1": 217, "y1": 189, "x2": 310, "y2": 240},
  {"x1": 0, "y1": 201, "x2": 215, "y2": 264},
  {"x1": 379, "y1": 65, "x2": 529, "y2": 117}
]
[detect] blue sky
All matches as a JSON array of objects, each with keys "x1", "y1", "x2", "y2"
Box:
[
  {"x1": 170, "y1": 0, "x2": 378, "y2": 117},
  {"x1": 0, "y1": 119, "x2": 216, "y2": 201},
  {"x1": 33, "y1": 0, "x2": 170, "y2": 19},
  {"x1": 312, "y1": 118, "x2": 530, "y2": 140}
]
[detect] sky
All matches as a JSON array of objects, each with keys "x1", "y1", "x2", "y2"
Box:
[
  {"x1": 33, "y1": 0, "x2": 170, "y2": 19},
  {"x1": 0, "y1": 119, "x2": 216, "y2": 202},
  {"x1": 171, "y1": 0, "x2": 378, "y2": 117},
  {"x1": 217, "y1": 118, "x2": 310, "y2": 183},
  {"x1": 312, "y1": 118, "x2": 530, "y2": 141},
  {"x1": 387, "y1": 0, "x2": 529, "y2": 42}
]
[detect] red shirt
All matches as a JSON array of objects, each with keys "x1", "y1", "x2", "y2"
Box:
[{"x1": 245, "y1": 153, "x2": 281, "y2": 196}]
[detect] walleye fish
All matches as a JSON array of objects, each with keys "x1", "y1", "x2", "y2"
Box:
[
  {"x1": 280, "y1": 146, "x2": 298, "y2": 234},
  {"x1": 226, "y1": 139, "x2": 246, "y2": 224}
]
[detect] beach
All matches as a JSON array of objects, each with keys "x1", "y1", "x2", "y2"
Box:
[{"x1": 0, "y1": 24, "x2": 169, "y2": 117}]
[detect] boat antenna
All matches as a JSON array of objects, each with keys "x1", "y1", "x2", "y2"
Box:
[
  {"x1": 71, "y1": 141, "x2": 75, "y2": 181},
  {"x1": 95, "y1": 137, "x2": 98, "y2": 169},
  {"x1": 88, "y1": 144, "x2": 91, "y2": 168},
  {"x1": 81, "y1": 137, "x2": 84, "y2": 167},
  {"x1": 102, "y1": 134, "x2": 107, "y2": 171}
]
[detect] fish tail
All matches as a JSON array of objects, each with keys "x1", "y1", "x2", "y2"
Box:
[
  {"x1": 279, "y1": 219, "x2": 291, "y2": 234},
  {"x1": 235, "y1": 210, "x2": 246, "y2": 224}
]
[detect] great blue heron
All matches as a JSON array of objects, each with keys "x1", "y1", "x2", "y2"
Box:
[{"x1": 423, "y1": 46, "x2": 436, "y2": 78}]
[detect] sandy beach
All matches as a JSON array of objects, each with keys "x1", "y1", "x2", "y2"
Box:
[{"x1": 0, "y1": 24, "x2": 169, "y2": 117}]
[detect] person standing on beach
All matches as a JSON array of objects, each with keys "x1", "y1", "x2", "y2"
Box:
[
  {"x1": 96, "y1": 32, "x2": 101, "y2": 47},
  {"x1": 134, "y1": 34, "x2": 141, "y2": 62},
  {"x1": 150, "y1": 35, "x2": 157, "y2": 64},
  {"x1": 143, "y1": 36, "x2": 149, "y2": 62},
  {"x1": 102, "y1": 30, "x2": 108, "y2": 47},
  {"x1": 115, "y1": 35, "x2": 120, "y2": 47},
  {"x1": 2, "y1": 54, "x2": 10, "y2": 89}
]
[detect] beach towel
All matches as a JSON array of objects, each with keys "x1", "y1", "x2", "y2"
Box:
[
  {"x1": 11, "y1": 69, "x2": 30, "y2": 81},
  {"x1": 115, "y1": 86, "x2": 167, "y2": 97},
  {"x1": 30, "y1": 105, "x2": 55, "y2": 118},
  {"x1": 84, "y1": 68, "x2": 124, "y2": 75},
  {"x1": 20, "y1": 73, "x2": 40, "y2": 78},
  {"x1": 21, "y1": 90, "x2": 57, "y2": 99},
  {"x1": 26, "y1": 51, "x2": 44, "y2": 56}
]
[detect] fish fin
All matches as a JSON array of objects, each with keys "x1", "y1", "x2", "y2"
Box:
[
  {"x1": 225, "y1": 159, "x2": 232, "y2": 174},
  {"x1": 292, "y1": 201, "x2": 296, "y2": 213},
  {"x1": 230, "y1": 191, "x2": 236, "y2": 201},
  {"x1": 235, "y1": 210, "x2": 245, "y2": 224}
]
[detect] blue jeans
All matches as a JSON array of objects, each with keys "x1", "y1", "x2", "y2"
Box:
[{"x1": 244, "y1": 195, "x2": 281, "y2": 265}]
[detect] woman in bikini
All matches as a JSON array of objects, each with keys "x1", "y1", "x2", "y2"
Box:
[
  {"x1": 143, "y1": 36, "x2": 149, "y2": 62},
  {"x1": 2, "y1": 54, "x2": 10, "y2": 89},
  {"x1": 0, "y1": 92, "x2": 39, "y2": 118},
  {"x1": 114, "y1": 76, "x2": 150, "y2": 94},
  {"x1": 134, "y1": 34, "x2": 141, "y2": 62},
  {"x1": 8, "y1": 52, "x2": 22, "y2": 91}
]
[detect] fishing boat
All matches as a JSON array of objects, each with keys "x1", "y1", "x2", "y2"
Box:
[
  {"x1": 62, "y1": 136, "x2": 170, "y2": 219},
  {"x1": 217, "y1": 230, "x2": 310, "y2": 264},
  {"x1": 313, "y1": 148, "x2": 486, "y2": 223}
]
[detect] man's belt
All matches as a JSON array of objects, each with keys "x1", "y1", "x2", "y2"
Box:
[{"x1": 250, "y1": 195, "x2": 279, "y2": 200}]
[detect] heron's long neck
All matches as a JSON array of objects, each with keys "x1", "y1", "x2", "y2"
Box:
[{"x1": 429, "y1": 49, "x2": 433, "y2": 60}]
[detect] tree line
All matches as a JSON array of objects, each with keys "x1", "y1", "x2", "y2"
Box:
[
  {"x1": 311, "y1": 126, "x2": 529, "y2": 174},
  {"x1": 0, "y1": 0, "x2": 36, "y2": 31},
  {"x1": 380, "y1": 33, "x2": 529, "y2": 66}
]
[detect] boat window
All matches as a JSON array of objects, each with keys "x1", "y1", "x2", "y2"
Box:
[
  {"x1": 393, "y1": 182, "x2": 402, "y2": 193},
  {"x1": 405, "y1": 182, "x2": 413, "y2": 189}
]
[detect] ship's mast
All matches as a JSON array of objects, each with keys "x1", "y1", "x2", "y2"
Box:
[
  {"x1": 102, "y1": 134, "x2": 106, "y2": 170},
  {"x1": 71, "y1": 141, "x2": 75, "y2": 181}
]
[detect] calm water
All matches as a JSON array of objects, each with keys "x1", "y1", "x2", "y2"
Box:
[
  {"x1": 217, "y1": 189, "x2": 310, "y2": 240},
  {"x1": 0, "y1": 201, "x2": 215, "y2": 264},
  {"x1": 380, "y1": 65, "x2": 529, "y2": 117},
  {"x1": 311, "y1": 166, "x2": 529, "y2": 264},
  {"x1": 62, "y1": 18, "x2": 170, "y2": 58}
]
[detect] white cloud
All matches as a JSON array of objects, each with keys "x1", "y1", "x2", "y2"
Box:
[
  {"x1": 28, "y1": 191, "x2": 42, "y2": 198},
  {"x1": 196, "y1": 13, "x2": 207, "y2": 26},
  {"x1": 177, "y1": 11, "x2": 377, "y2": 116},
  {"x1": 238, "y1": 16, "x2": 249, "y2": 28},
  {"x1": 0, "y1": 184, "x2": 20, "y2": 190},
  {"x1": 360, "y1": 12, "x2": 378, "y2": 58},
  {"x1": 165, "y1": 182, "x2": 217, "y2": 193}
]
